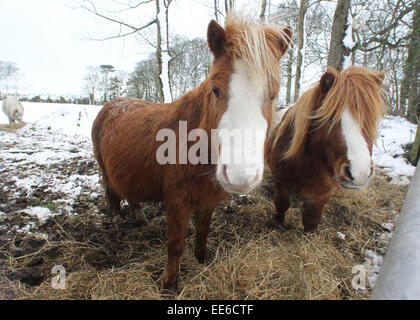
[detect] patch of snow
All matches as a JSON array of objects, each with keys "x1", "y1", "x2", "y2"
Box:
[
  {"x1": 12, "y1": 175, "x2": 44, "y2": 196},
  {"x1": 35, "y1": 233, "x2": 49, "y2": 240},
  {"x1": 1, "y1": 102, "x2": 101, "y2": 137},
  {"x1": 373, "y1": 116, "x2": 417, "y2": 185},
  {"x1": 22, "y1": 207, "x2": 54, "y2": 224},
  {"x1": 342, "y1": 10, "x2": 355, "y2": 70},
  {"x1": 364, "y1": 249, "x2": 384, "y2": 288},
  {"x1": 362, "y1": 224, "x2": 394, "y2": 289},
  {"x1": 337, "y1": 231, "x2": 346, "y2": 240},
  {"x1": 379, "y1": 231, "x2": 393, "y2": 246},
  {"x1": 16, "y1": 222, "x2": 35, "y2": 234},
  {"x1": 343, "y1": 10, "x2": 355, "y2": 50},
  {"x1": 381, "y1": 223, "x2": 393, "y2": 232}
]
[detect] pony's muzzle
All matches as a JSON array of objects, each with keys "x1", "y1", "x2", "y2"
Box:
[
  {"x1": 339, "y1": 163, "x2": 374, "y2": 189},
  {"x1": 217, "y1": 164, "x2": 262, "y2": 194}
]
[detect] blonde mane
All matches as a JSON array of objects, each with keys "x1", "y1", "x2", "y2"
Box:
[
  {"x1": 224, "y1": 14, "x2": 291, "y2": 92},
  {"x1": 224, "y1": 14, "x2": 292, "y2": 133},
  {"x1": 272, "y1": 67, "x2": 386, "y2": 160}
]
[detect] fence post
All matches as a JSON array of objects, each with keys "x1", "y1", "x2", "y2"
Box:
[{"x1": 370, "y1": 162, "x2": 420, "y2": 299}]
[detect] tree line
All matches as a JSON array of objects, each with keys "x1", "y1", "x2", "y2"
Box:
[
  {"x1": 2, "y1": 1, "x2": 418, "y2": 163},
  {"x1": 77, "y1": 0, "x2": 420, "y2": 166},
  {"x1": 79, "y1": 0, "x2": 417, "y2": 122}
]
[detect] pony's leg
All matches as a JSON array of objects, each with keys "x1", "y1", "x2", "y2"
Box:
[
  {"x1": 273, "y1": 188, "x2": 290, "y2": 225},
  {"x1": 194, "y1": 207, "x2": 215, "y2": 264},
  {"x1": 128, "y1": 202, "x2": 148, "y2": 225},
  {"x1": 161, "y1": 202, "x2": 194, "y2": 294},
  {"x1": 106, "y1": 187, "x2": 121, "y2": 215},
  {"x1": 105, "y1": 187, "x2": 124, "y2": 228},
  {"x1": 301, "y1": 199, "x2": 327, "y2": 232}
]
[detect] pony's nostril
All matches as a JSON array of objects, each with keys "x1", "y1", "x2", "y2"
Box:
[{"x1": 344, "y1": 165, "x2": 353, "y2": 181}]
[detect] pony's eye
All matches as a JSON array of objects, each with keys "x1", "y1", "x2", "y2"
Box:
[
  {"x1": 270, "y1": 95, "x2": 276, "y2": 100},
  {"x1": 212, "y1": 87, "x2": 220, "y2": 98}
]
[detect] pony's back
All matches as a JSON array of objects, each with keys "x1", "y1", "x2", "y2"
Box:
[{"x1": 92, "y1": 97, "x2": 161, "y2": 202}]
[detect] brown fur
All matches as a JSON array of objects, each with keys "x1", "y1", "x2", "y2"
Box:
[
  {"x1": 92, "y1": 16, "x2": 292, "y2": 294},
  {"x1": 272, "y1": 67, "x2": 385, "y2": 159},
  {"x1": 266, "y1": 67, "x2": 385, "y2": 232}
]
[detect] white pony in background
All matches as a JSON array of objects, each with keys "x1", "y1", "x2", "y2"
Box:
[{"x1": 2, "y1": 96, "x2": 24, "y2": 124}]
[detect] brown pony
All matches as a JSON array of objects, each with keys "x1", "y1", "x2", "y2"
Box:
[
  {"x1": 266, "y1": 67, "x2": 385, "y2": 232},
  {"x1": 92, "y1": 15, "x2": 292, "y2": 293}
]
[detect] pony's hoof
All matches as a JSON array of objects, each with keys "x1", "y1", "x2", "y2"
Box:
[
  {"x1": 160, "y1": 281, "x2": 178, "y2": 297},
  {"x1": 134, "y1": 210, "x2": 149, "y2": 226},
  {"x1": 303, "y1": 224, "x2": 318, "y2": 233},
  {"x1": 194, "y1": 250, "x2": 206, "y2": 264},
  {"x1": 112, "y1": 215, "x2": 123, "y2": 230},
  {"x1": 303, "y1": 223, "x2": 318, "y2": 233},
  {"x1": 160, "y1": 271, "x2": 179, "y2": 297},
  {"x1": 160, "y1": 288, "x2": 177, "y2": 299}
]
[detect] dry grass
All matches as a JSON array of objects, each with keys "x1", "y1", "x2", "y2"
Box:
[
  {"x1": 0, "y1": 123, "x2": 26, "y2": 132},
  {"x1": 1, "y1": 170, "x2": 407, "y2": 300}
]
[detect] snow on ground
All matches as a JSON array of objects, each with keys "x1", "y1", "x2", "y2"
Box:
[
  {"x1": 373, "y1": 115, "x2": 417, "y2": 185},
  {"x1": 0, "y1": 102, "x2": 103, "y2": 240},
  {"x1": 0, "y1": 101, "x2": 418, "y2": 294},
  {"x1": 0, "y1": 102, "x2": 102, "y2": 137}
]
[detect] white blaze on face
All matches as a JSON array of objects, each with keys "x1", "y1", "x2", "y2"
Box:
[
  {"x1": 341, "y1": 108, "x2": 372, "y2": 186},
  {"x1": 216, "y1": 59, "x2": 267, "y2": 194}
]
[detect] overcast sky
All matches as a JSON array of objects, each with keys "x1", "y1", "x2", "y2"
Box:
[
  {"x1": 0, "y1": 0, "x2": 285, "y2": 97},
  {"x1": 0, "y1": 0, "x2": 223, "y2": 97}
]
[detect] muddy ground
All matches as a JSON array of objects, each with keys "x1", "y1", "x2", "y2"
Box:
[{"x1": 0, "y1": 124, "x2": 408, "y2": 299}]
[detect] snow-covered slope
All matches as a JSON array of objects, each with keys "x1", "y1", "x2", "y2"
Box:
[
  {"x1": 1, "y1": 102, "x2": 417, "y2": 184},
  {"x1": 0, "y1": 102, "x2": 102, "y2": 137},
  {"x1": 373, "y1": 115, "x2": 417, "y2": 185}
]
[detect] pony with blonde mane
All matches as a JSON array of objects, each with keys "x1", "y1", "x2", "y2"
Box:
[
  {"x1": 266, "y1": 67, "x2": 385, "y2": 232},
  {"x1": 92, "y1": 15, "x2": 292, "y2": 293}
]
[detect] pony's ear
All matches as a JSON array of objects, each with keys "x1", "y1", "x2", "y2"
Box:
[
  {"x1": 207, "y1": 20, "x2": 226, "y2": 58},
  {"x1": 373, "y1": 71, "x2": 385, "y2": 86},
  {"x1": 320, "y1": 71, "x2": 336, "y2": 93},
  {"x1": 278, "y1": 26, "x2": 293, "y2": 54}
]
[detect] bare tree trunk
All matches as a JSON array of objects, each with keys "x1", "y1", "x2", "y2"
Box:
[
  {"x1": 260, "y1": 0, "x2": 267, "y2": 22},
  {"x1": 164, "y1": 0, "x2": 173, "y2": 102},
  {"x1": 156, "y1": 0, "x2": 164, "y2": 103},
  {"x1": 327, "y1": 0, "x2": 351, "y2": 71},
  {"x1": 406, "y1": 1, "x2": 420, "y2": 122},
  {"x1": 214, "y1": 0, "x2": 219, "y2": 22},
  {"x1": 225, "y1": 0, "x2": 234, "y2": 15},
  {"x1": 293, "y1": 0, "x2": 308, "y2": 102},
  {"x1": 156, "y1": 0, "x2": 172, "y2": 103},
  {"x1": 411, "y1": 118, "x2": 420, "y2": 166},
  {"x1": 286, "y1": 44, "x2": 294, "y2": 106}
]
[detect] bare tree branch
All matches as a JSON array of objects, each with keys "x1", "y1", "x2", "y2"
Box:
[
  {"x1": 87, "y1": 19, "x2": 157, "y2": 41},
  {"x1": 79, "y1": 0, "x2": 157, "y2": 39}
]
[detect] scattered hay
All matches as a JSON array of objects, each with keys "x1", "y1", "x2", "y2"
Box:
[
  {"x1": 0, "y1": 169, "x2": 408, "y2": 300},
  {"x1": 0, "y1": 123, "x2": 26, "y2": 132}
]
